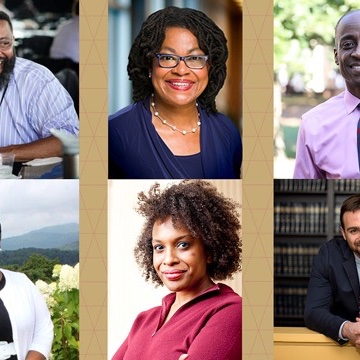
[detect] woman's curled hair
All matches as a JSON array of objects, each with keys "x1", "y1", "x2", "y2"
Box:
[
  {"x1": 128, "y1": 6, "x2": 228, "y2": 113},
  {"x1": 134, "y1": 180, "x2": 242, "y2": 286}
]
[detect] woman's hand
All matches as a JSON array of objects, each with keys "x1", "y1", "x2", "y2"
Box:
[{"x1": 178, "y1": 355, "x2": 189, "y2": 360}]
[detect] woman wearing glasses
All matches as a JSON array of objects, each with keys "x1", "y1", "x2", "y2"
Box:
[{"x1": 108, "y1": 7, "x2": 242, "y2": 179}]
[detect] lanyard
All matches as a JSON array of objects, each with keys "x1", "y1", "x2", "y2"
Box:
[{"x1": 0, "y1": 83, "x2": 8, "y2": 107}]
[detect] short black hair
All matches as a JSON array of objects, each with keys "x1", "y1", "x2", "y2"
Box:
[
  {"x1": 0, "y1": 11, "x2": 13, "y2": 33},
  {"x1": 334, "y1": 9, "x2": 360, "y2": 47},
  {"x1": 128, "y1": 6, "x2": 228, "y2": 113},
  {"x1": 73, "y1": 0, "x2": 79, "y2": 16},
  {"x1": 340, "y1": 193, "x2": 360, "y2": 229},
  {"x1": 134, "y1": 180, "x2": 242, "y2": 286}
]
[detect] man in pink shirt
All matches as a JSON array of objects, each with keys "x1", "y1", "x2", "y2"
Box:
[{"x1": 294, "y1": 9, "x2": 360, "y2": 179}]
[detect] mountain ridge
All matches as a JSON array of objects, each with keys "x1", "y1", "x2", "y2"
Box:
[{"x1": 1, "y1": 223, "x2": 79, "y2": 251}]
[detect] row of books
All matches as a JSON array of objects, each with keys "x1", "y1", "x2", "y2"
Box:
[
  {"x1": 333, "y1": 180, "x2": 360, "y2": 192},
  {"x1": 274, "y1": 179, "x2": 327, "y2": 192},
  {"x1": 273, "y1": 183, "x2": 356, "y2": 323},
  {"x1": 274, "y1": 285, "x2": 307, "y2": 318},
  {"x1": 274, "y1": 179, "x2": 360, "y2": 193},
  {"x1": 274, "y1": 201, "x2": 327, "y2": 234},
  {"x1": 334, "y1": 201, "x2": 342, "y2": 234},
  {"x1": 274, "y1": 243, "x2": 320, "y2": 276}
]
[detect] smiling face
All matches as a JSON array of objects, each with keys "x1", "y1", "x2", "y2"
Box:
[
  {"x1": 152, "y1": 217, "x2": 212, "y2": 298},
  {"x1": 340, "y1": 209, "x2": 360, "y2": 257},
  {"x1": 151, "y1": 27, "x2": 209, "y2": 108},
  {"x1": 334, "y1": 10, "x2": 360, "y2": 98},
  {"x1": 0, "y1": 20, "x2": 15, "y2": 89}
]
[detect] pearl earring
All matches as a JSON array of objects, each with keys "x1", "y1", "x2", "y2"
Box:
[{"x1": 149, "y1": 71, "x2": 152, "y2": 78}]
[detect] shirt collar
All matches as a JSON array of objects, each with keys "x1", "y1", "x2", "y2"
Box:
[
  {"x1": 344, "y1": 87, "x2": 360, "y2": 114},
  {"x1": 155, "y1": 283, "x2": 220, "y2": 334},
  {"x1": 354, "y1": 253, "x2": 360, "y2": 285},
  {"x1": 162, "y1": 282, "x2": 220, "y2": 309}
]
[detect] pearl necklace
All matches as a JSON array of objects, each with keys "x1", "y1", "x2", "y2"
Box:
[{"x1": 150, "y1": 94, "x2": 201, "y2": 135}]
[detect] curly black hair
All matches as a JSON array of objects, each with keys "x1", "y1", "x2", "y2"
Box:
[
  {"x1": 128, "y1": 6, "x2": 228, "y2": 113},
  {"x1": 134, "y1": 180, "x2": 242, "y2": 286}
]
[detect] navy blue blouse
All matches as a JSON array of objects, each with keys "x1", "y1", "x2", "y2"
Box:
[
  {"x1": 108, "y1": 98, "x2": 242, "y2": 179},
  {"x1": 175, "y1": 153, "x2": 204, "y2": 179}
]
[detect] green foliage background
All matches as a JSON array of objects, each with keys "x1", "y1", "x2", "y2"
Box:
[
  {"x1": 51, "y1": 287, "x2": 79, "y2": 360},
  {"x1": 0, "y1": 249, "x2": 79, "y2": 282},
  {"x1": 274, "y1": 0, "x2": 358, "y2": 75}
]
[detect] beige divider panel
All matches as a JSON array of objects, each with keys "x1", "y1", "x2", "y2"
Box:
[
  {"x1": 80, "y1": 0, "x2": 273, "y2": 358},
  {"x1": 243, "y1": 1, "x2": 273, "y2": 359}
]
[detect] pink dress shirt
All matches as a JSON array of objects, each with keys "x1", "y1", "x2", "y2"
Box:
[{"x1": 293, "y1": 89, "x2": 360, "y2": 179}]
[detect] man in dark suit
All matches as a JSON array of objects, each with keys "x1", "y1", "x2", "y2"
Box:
[{"x1": 304, "y1": 193, "x2": 360, "y2": 347}]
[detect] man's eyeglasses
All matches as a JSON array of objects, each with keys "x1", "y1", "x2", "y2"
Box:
[
  {"x1": 0, "y1": 38, "x2": 14, "y2": 51},
  {"x1": 155, "y1": 53, "x2": 209, "y2": 69}
]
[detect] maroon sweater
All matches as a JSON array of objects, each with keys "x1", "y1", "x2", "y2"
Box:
[{"x1": 112, "y1": 283, "x2": 242, "y2": 360}]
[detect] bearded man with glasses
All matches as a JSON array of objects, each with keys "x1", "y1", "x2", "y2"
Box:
[
  {"x1": 108, "y1": 6, "x2": 242, "y2": 179},
  {"x1": 0, "y1": 11, "x2": 79, "y2": 169}
]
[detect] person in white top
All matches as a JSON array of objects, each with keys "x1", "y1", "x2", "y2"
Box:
[
  {"x1": 49, "y1": 0, "x2": 79, "y2": 64},
  {"x1": 0, "y1": 269, "x2": 53, "y2": 359}
]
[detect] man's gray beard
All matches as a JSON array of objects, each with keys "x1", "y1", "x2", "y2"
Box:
[{"x1": 0, "y1": 55, "x2": 15, "y2": 91}]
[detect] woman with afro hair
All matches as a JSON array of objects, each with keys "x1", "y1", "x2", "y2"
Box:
[
  {"x1": 108, "y1": 6, "x2": 242, "y2": 179},
  {"x1": 111, "y1": 180, "x2": 242, "y2": 360}
]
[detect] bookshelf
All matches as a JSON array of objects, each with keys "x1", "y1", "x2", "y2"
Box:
[{"x1": 274, "y1": 179, "x2": 360, "y2": 327}]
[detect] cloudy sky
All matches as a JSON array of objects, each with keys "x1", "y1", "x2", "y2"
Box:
[{"x1": 0, "y1": 180, "x2": 79, "y2": 238}]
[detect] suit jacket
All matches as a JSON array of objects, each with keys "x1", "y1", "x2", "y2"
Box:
[{"x1": 304, "y1": 237, "x2": 360, "y2": 343}]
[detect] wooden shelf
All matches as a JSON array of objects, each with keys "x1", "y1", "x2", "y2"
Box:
[{"x1": 274, "y1": 327, "x2": 359, "y2": 359}]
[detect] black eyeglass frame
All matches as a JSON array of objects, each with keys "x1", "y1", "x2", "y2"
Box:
[{"x1": 154, "y1": 53, "x2": 209, "y2": 69}]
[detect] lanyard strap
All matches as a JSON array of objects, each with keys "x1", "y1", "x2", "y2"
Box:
[{"x1": 0, "y1": 83, "x2": 8, "y2": 108}]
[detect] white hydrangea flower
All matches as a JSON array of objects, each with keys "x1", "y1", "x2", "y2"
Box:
[
  {"x1": 52, "y1": 264, "x2": 62, "y2": 279},
  {"x1": 36, "y1": 279, "x2": 56, "y2": 294},
  {"x1": 36, "y1": 279, "x2": 49, "y2": 293},
  {"x1": 36, "y1": 280, "x2": 57, "y2": 310},
  {"x1": 58, "y1": 263, "x2": 79, "y2": 292},
  {"x1": 46, "y1": 296, "x2": 57, "y2": 311}
]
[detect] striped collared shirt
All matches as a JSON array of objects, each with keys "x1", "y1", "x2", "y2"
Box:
[{"x1": 0, "y1": 57, "x2": 79, "y2": 146}]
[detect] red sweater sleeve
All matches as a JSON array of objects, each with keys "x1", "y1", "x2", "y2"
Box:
[
  {"x1": 110, "y1": 284, "x2": 241, "y2": 360},
  {"x1": 186, "y1": 297, "x2": 242, "y2": 360},
  {"x1": 112, "y1": 337, "x2": 128, "y2": 360}
]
